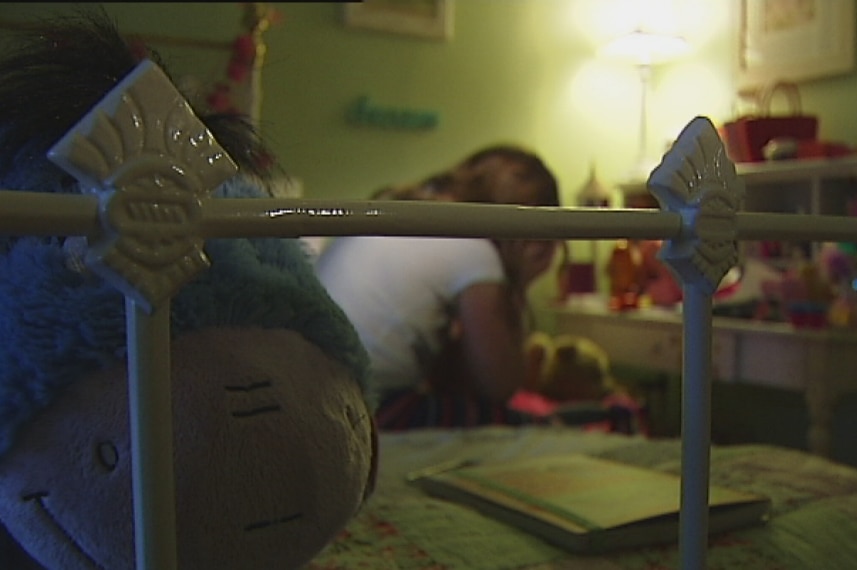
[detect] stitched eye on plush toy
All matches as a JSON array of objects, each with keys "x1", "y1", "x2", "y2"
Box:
[
  {"x1": 244, "y1": 511, "x2": 304, "y2": 533},
  {"x1": 96, "y1": 441, "x2": 119, "y2": 472},
  {"x1": 225, "y1": 380, "x2": 284, "y2": 418}
]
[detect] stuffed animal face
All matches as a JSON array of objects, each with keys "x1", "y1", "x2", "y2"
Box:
[
  {"x1": 0, "y1": 327, "x2": 377, "y2": 570},
  {"x1": 0, "y1": 11, "x2": 377, "y2": 568}
]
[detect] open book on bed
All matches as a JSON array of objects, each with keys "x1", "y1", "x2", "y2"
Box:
[{"x1": 408, "y1": 453, "x2": 771, "y2": 555}]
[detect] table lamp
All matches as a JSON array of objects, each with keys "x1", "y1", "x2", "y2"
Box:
[{"x1": 601, "y1": 29, "x2": 689, "y2": 178}]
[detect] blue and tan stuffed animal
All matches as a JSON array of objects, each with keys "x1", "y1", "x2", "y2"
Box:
[{"x1": 0, "y1": 10, "x2": 376, "y2": 570}]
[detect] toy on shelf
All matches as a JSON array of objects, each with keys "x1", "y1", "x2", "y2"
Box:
[
  {"x1": 556, "y1": 163, "x2": 612, "y2": 301},
  {"x1": 605, "y1": 238, "x2": 681, "y2": 311}
]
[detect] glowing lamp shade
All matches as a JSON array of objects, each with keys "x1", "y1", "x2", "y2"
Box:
[{"x1": 601, "y1": 30, "x2": 689, "y2": 66}]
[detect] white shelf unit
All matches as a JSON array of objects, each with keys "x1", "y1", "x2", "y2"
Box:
[
  {"x1": 740, "y1": 158, "x2": 857, "y2": 253},
  {"x1": 623, "y1": 156, "x2": 857, "y2": 214},
  {"x1": 621, "y1": 157, "x2": 857, "y2": 263}
]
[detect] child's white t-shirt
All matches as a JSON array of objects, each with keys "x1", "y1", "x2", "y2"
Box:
[{"x1": 315, "y1": 236, "x2": 505, "y2": 396}]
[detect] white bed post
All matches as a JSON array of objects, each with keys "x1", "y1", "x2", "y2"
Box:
[
  {"x1": 648, "y1": 117, "x2": 744, "y2": 569},
  {"x1": 47, "y1": 60, "x2": 239, "y2": 570}
]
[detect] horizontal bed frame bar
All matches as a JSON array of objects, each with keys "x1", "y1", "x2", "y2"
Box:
[{"x1": 5, "y1": 191, "x2": 857, "y2": 243}]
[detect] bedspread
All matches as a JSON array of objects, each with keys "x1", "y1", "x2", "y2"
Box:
[{"x1": 309, "y1": 426, "x2": 857, "y2": 570}]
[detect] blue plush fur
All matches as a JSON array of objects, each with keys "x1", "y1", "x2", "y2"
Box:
[
  {"x1": 0, "y1": 9, "x2": 373, "y2": 460},
  {"x1": 0, "y1": 178, "x2": 372, "y2": 458}
]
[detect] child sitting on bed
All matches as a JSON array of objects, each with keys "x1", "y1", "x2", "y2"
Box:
[{"x1": 317, "y1": 145, "x2": 566, "y2": 429}]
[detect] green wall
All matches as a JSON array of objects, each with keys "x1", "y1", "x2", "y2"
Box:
[
  {"x1": 10, "y1": 1, "x2": 857, "y2": 202},
  {"x1": 2, "y1": 1, "x2": 857, "y2": 327},
  {"x1": 4, "y1": 1, "x2": 856, "y2": 199}
]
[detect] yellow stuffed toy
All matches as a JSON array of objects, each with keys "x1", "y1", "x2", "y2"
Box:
[{"x1": 513, "y1": 332, "x2": 646, "y2": 434}]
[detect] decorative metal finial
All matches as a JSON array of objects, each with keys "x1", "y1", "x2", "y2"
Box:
[
  {"x1": 47, "y1": 59, "x2": 238, "y2": 313},
  {"x1": 647, "y1": 116, "x2": 745, "y2": 294}
]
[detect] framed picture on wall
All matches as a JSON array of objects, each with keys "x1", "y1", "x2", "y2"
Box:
[
  {"x1": 738, "y1": 0, "x2": 856, "y2": 90},
  {"x1": 343, "y1": 0, "x2": 454, "y2": 41}
]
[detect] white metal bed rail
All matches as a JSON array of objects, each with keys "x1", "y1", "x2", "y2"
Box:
[{"x1": 2, "y1": 59, "x2": 856, "y2": 570}]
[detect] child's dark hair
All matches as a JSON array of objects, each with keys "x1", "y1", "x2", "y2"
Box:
[
  {"x1": 452, "y1": 144, "x2": 560, "y2": 207},
  {"x1": 377, "y1": 145, "x2": 559, "y2": 207}
]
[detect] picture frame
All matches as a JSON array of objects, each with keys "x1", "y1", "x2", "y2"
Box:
[
  {"x1": 343, "y1": 0, "x2": 454, "y2": 41},
  {"x1": 738, "y1": 0, "x2": 856, "y2": 90}
]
